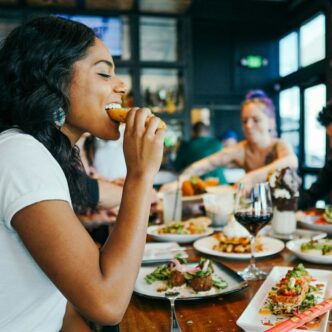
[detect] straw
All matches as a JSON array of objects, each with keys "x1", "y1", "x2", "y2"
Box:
[{"x1": 172, "y1": 177, "x2": 181, "y2": 222}]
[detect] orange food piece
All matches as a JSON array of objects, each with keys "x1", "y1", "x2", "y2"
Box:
[
  {"x1": 182, "y1": 180, "x2": 195, "y2": 196},
  {"x1": 195, "y1": 178, "x2": 206, "y2": 193},
  {"x1": 204, "y1": 178, "x2": 219, "y2": 186}
]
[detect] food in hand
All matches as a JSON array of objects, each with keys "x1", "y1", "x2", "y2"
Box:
[
  {"x1": 181, "y1": 176, "x2": 219, "y2": 196},
  {"x1": 144, "y1": 256, "x2": 228, "y2": 293},
  {"x1": 156, "y1": 217, "x2": 211, "y2": 235},
  {"x1": 105, "y1": 103, "x2": 167, "y2": 129}
]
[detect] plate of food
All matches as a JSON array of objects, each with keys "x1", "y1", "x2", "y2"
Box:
[
  {"x1": 142, "y1": 242, "x2": 188, "y2": 264},
  {"x1": 237, "y1": 264, "x2": 332, "y2": 331},
  {"x1": 297, "y1": 206, "x2": 332, "y2": 235},
  {"x1": 286, "y1": 238, "x2": 332, "y2": 264},
  {"x1": 147, "y1": 217, "x2": 214, "y2": 243},
  {"x1": 181, "y1": 176, "x2": 220, "y2": 202},
  {"x1": 134, "y1": 256, "x2": 248, "y2": 300},
  {"x1": 194, "y1": 234, "x2": 284, "y2": 259}
]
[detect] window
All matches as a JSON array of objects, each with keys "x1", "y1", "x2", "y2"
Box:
[
  {"x1": 57, "y1": 14, "x2": 130, "y2": 60},
  {"x1": 279, "y1": 32, "x2": 298, "y2": 77},
  {"x1": 300, "y1": 14, "x2": 325, "y2": 67},
  {"x1": 304, "y1": 84, "x2": 326, "y2": 167},
  {"x1": 140, "y1": 17, "x2": 177, "y2": 62},
  {"x1": 279, "y1": 87, "x2": 300, "y2": 155}
]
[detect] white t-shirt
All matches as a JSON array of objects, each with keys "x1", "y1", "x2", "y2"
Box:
[
  {"x1": 94, "y1": 126, "x2": 127, "y2": 180},
  {"x1": 0, "y1": 129, "x2": 71, "y2": 332}
]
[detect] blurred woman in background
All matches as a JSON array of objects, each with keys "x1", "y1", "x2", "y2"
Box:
[{"x1": 178, "y1": 90, "x2": 298, "y2": 185}]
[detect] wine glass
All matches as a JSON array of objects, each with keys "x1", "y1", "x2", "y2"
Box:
[{"x1": 234, "y1": 182, "x2": 273, "y2": 280}]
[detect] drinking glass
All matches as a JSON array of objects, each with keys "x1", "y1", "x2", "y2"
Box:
[{"x1": 234, "y1": 182, "x2": 273, "y2": 280}]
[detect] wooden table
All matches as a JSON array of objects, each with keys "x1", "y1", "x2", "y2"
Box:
[{"x1": 120, "y1": 245, "x2": 332, "y2": 332}]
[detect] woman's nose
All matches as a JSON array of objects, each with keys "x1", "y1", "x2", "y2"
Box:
[
  {"x1": 244, "y1": 118, "x2": 253, "y2": 128},
  {"x1": 114, "y1": 78, "x2": 127, "y2": 95}
]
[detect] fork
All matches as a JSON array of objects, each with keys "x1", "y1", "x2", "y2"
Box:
[{"x1": 165, "y1": 290, "x2": 181, "y2": 332}]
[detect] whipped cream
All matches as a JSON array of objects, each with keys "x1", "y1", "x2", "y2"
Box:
[
  {"x1": 273, "y1": 188, "x2": 291, "y2": 199},
  {"x1": 223, "y1": 215, "x2": 250, "y2": 238}
]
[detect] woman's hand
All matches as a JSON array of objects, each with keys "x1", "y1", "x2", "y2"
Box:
[
  {"x1": 237, "y1": 170, "x2": 261, "y2": 186},
  {"x1": 123, "y1": 108, "x2": 165, "y2": 181}
]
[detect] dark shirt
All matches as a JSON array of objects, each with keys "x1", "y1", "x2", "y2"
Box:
[
  {"x1": 85, "y1": 175, "x2": 99, "y2": 209},
  {"x1": 174, "y1": 136, "x2": 226, "y2": 184},
  {"x1": 298, "y1": 159, "x2": 332, "y2": 209}
]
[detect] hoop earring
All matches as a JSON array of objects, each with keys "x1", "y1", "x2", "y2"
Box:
[{"x1": 54, "y1": 107, "x2": 66, "y2": 128}]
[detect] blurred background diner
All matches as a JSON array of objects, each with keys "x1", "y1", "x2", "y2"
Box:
[
  {"x1": 0, "y1": 0, "x2": 328, "y2": 242},
  {"x1": 0, "y1": 0, "x2": 329, "y2": 198}
]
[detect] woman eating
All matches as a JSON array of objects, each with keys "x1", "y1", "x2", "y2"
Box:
[{"x1": 0, "y1": 16, "x2": 165, "y2": 331}]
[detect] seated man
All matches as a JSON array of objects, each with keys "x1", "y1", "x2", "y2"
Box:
[
  {"x1": 299, "y1": 103, "x2": 332, "y2": 209},
  {"x1": 174, "y1": 121, "x2": 226, "y2": 184}
]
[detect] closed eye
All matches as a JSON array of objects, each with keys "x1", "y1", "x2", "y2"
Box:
[{"x1": 98, "y1": 73, "x2": 112, "y2": 79}]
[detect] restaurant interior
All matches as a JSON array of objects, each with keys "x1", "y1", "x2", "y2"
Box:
[{"x1": 1, "y1": 0, "x2": 332, "y2": 331}]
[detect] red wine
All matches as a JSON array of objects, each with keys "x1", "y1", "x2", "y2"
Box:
[{"x1": 234, "y1": 212, "x2": 273, "y2": 235}]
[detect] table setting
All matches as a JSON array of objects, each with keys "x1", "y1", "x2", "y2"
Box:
[{"x1": 121, "y1": 171, "x2": 332, "y2": 332}]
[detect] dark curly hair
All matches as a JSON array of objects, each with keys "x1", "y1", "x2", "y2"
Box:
[
  {"x1": 318, "y1": 102, "x2": 332, "y2": 127},
  {"x1": 0, "y1": 16, "x2": 96, "y2": 212}
]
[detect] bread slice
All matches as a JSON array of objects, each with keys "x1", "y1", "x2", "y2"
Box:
[{"x1": 106, "y1": 108, "x2": 167, "y2": 129}]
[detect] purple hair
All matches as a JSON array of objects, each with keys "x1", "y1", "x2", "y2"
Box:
[{"x1": 243, "y1": 89, "x2": 275, "y2": 119}]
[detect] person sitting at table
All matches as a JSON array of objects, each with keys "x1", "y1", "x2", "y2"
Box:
[
  {"x1": 0, "y1": 16, "x2": 165, "y2": 332},
  {"x1": 299, "y1": 102, "x2": 332, "y2": 209},
  {"x1": 174, "y1": 121, "x2": 227, "y2": 184},
  {"x1": 219, "y1": 129, "x2": 238, "y2": 148},
  {"x1": 176, "y1": 90, "x2": 298, "y2": 186}
]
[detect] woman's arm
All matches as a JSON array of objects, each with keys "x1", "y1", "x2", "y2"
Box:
[
  {"x1": 181, "y1": 142, "x2": 244, "y2": 177},
  {"x1": 61, "y1": 302, "x2": 92, "y2": 332},
  {"x1": 97, "y1": 178, "x2": 123, "y2": 209},
  {"x1": 12, "y1": 110, "x2": 165, "y2": 326},
  {"x1": 238, "y1": 140, "x2": 298, "y2": 184}
]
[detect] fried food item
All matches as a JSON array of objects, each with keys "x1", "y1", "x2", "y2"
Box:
[
  {"x1": 106, "y1": 107, "x2": 167, "y2": 129},
  {"x1": 212, "y1": 232, "x2": 263, "y2": 253},
  {"x1": 189, "y1": 275, "x2": 213, "y2": 292},
  {"x1": 181, "y1": 176, "x2": 216, "y2": 196},
  {"x1": 182, "y1": 180, "x2": 195, "y2": 196},
  {"x1": 203, "y1": 178, "x2": 219, "y2": 186},
  {"x1": 267, "y1": 264, "x2": 314, "y2": 315},
  {"x1": 170, "y1": 270, "x2": 186, "y2": 287}
]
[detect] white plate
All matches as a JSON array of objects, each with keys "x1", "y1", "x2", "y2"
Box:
[
  {"x1": 134, "y1": 261, "x2": 247, "y2": 300},
  {"x1": 286, "y1": 239, "x2": 332, "y2": 264},
  {"x1": 297, "y1": 211, "x2": 332, "y2": 235},
  {"x1": 181, "y1": 194, "x2": 203, "y2": 202},
  {"x1": 147, "y1": 225, "x2": 214, "y2": 244},
  {"x1": 143, "y1": 242, "x2": 188, "y2": 264},
  {"x1": 237, "y1": 266, "x2": 332, "y2": 331},
  {"x1": 193, "y1": 236, "x2": 284, "y2": 259},
  {"x1": 262, "y1": 224, "x2": 327, "y2": 241},
  {"x1": 205, "y1": 185, "x2": 235, "y2": 195}
]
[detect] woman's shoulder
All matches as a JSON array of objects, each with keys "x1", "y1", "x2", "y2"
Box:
[
  {"x1": 273, "y1": 137, "x2": 292, "y2": 150},
  {"x1": 0, "y1": 129, "x2": 39, "y2": 147},
  {"x1": 0, "y1": 129, "x2": 56, "y2": 165}
]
